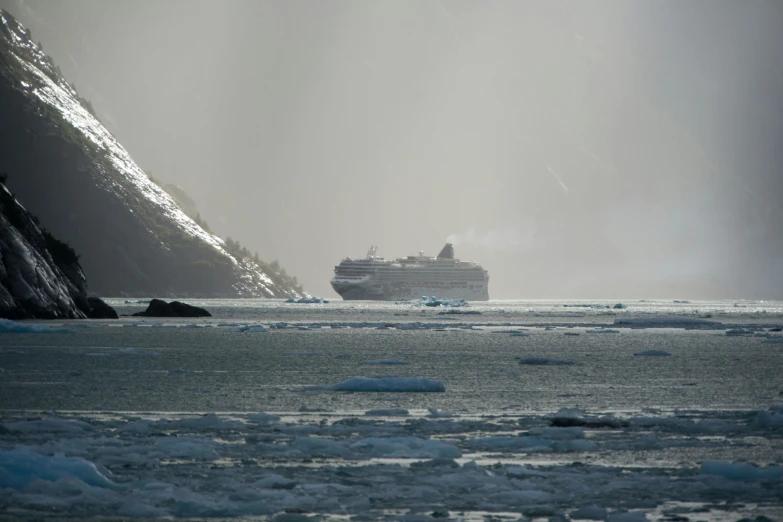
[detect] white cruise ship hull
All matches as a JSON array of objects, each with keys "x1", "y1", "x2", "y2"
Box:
[
  {"x1": 331, "y1": 243, "x2": 490, "y2": 301},
  {"x1": 330, "y1": 274, "x2": 490, "y2": 301},
  {"x1": 331, "y1": 282, "x2": 489, "y2": 301}
]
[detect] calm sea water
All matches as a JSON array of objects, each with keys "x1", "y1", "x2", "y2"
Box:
[
  {"x1": 1, "y1": 298, "x2": 781, "y2": 520},
  {"x1": 2, "y1": 298, "x2": 781, "y2": 412}
]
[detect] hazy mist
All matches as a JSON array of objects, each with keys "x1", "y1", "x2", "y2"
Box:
[{"x1": 2, "y1": 0, "x2": 781, "y2": 299}]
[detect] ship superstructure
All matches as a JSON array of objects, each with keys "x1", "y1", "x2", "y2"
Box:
[{"x1": 330, "y1": 244, "x2": 489, "y2": 301}]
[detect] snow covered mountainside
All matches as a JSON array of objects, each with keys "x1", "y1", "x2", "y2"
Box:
[
  {"x1": 0, "y1": 178, "x2": 116, "y2": 319},
  {"x1": 0, "y1": 10, "x2": 302, "y2": 298}
]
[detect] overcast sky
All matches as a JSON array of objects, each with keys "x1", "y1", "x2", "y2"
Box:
[{"x1": 2, "y1": 0, "x2": 782, "y2": 299}]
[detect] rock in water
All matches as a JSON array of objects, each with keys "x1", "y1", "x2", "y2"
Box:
[
  {"x1": 86, "y1": 297, "x2": 119, "y2": 319},
  {"x1": 132, "y1": 299, "x2": 211, "y2": 318}
]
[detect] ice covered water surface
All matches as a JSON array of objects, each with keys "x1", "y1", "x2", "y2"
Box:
[{"x1": 1, "y1": 298, "x2": 782, "y2": 518}]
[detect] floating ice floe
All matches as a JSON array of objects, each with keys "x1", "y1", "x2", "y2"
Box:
[
  {"x1": 416, "y1": 296, "x2": 469, "y2": 307},
  {"x1": 549, "y1": 408, "x2": 628, "y2": 429},
  {"x1": 700, "y1": 460, "x2": 783, "y2": 480},
  {"x1": 285, "y1": 297, "x2": 329, "y2": 304},
  {"x1": 726, "y1": 328, "x2": 754, "y2": 336},
  {"x1": 0, "y1": 318, "x2": 75, "y2": 333},
  {"x1": 0, "y1": 447, "x2": 114, "y2": 489},
  {"x1": 613, "y1": 317, "x2": 723, "y2": 329},
  {"x1": 427, "y1": 407, "x2": 454, "y2": 418},
  {"x1": 361, "y1": 359, "x2": 410, "y2": 365},
  {"x1": 763, "y1": 336, "x2": 783, "y2": 344},
  {"x1": 468, "y1": 435, "x2": 597, "y2": 452},
  {"x1": 634, "y1": 350, "x2": 671, "y2": 357},
  {"x1": 606, "y1": 512, "x2": 650, "y2": 522},
  {"x1": 350, "y1": 436, "x2": 461, "y2": 458},
  {"x1": 364, "y1": 408, "x2": 409, "y2": 416},
  {"x1": 570, "y1": 506, "x2": 608, "y2": 520},
  {"x1": 753, "y1": 407, "x2": 783, "y2": 427},
  {"x1": 2, "y1": 418, "x2": 93, "y2": 434},
  {"x1": 324, "y1": 376, "x2": 446, "y2": 392},
  {"x1": 232, "y1": 325, "x2": 267, "y2": 333},
  {"x1": 395, "y1": 322, "x2": 422, "y2": 330},
  {"x1": 247, "y1": 412, "x2": 281, "y2": 423},
  {"x1": 519, "y1": 357, "x2": 574, "y2": 365}
]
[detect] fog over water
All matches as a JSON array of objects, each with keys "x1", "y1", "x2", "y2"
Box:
[{"x1": 2, "y1": 0, "x2": 781, "y2": 299}]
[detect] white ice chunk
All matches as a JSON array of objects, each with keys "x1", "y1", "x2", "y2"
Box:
[
  {"x1": 247, "y1": 412, "x2": 281, "y2": 423},
  {"x1": 232, "y1": 325, "x2": 267, "y2": 333},
  {"x1": 606, "y1": 512, "x2": 649, "y2": 522},
  {"x1": 614, "y1": 317, "x2": 723, "y2": 329},
  {"x1": 326, "y1": 377, "x2": 446, "y2": 392},
  {"x1": 0, "y1": 448, "x2": 113, "y2": 489},
  {"x1": 427, "y1": 408, "x2": 454, "y2": 418},
  {"x1": 528, "y1": 426, "x2": 585, "y2": 440},
  {"x1": 726, "y1": 328, "x2": 754, "y2": 336},
  {"x1": 286, "y1": 296, "x2": 329, "y2": 303},
  {"x1": 752, "y1": 408, "x2": 783, "y2": 427},
  {"x1": 2, "y1": 418, "x2": 93, "y2": 433},
  {"x1": 293, "y1": 437, "x2": 349, "y2": 457},
  {"x1": 160, "y1": 413, "x2": 243, "y2": 431},
  {"x1": 468, "y1": 435, "x2": 593, "y2": 452},
  {"x1": 519, "y1": 357, "x2": 574, "y2": 365},
  {"x1": 417, "y1": 296, "x2": 469, "y2": 307},
  {"x1": 364, "y1": 408, "x2": 409, "y2": 416},
  {"x1": 0, "y1": 318, "x2": 75, "y2": 333},
  {"x1": 154, "y1": 437, "x2": 220, "y2": 459},
  {"x1": 570, "y1": 506, "x2": 608, "y2": 520},
  {"x1": 351, "y1": 436, "x2": 461, "y2": 458},
  {"x1": 700, "y1": 460, "x2": 783, "y2": 480}
]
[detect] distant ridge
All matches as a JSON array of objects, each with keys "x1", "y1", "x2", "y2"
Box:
[{"x1": 0, "y1": 10, "x2": 302, "y2": 298}]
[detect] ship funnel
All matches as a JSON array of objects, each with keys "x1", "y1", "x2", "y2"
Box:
[{"x1": 437, "y1": 243, "x2": 454, "y2": 260}]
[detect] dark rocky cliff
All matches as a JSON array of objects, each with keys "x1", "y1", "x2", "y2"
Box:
[
  {"x1": 0, "y1": 178, "x2": 116, "y2": 319},
  {"x1": 0, "y1": 10, "x2": 303, "y2": 298}
]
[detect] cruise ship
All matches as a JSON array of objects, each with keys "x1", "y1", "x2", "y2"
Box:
[{"x1": 330, "y1": 244, "x2": 489, "y2": 301}]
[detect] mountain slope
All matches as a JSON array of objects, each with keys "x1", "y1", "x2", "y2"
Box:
[{"x1": 0, "y1": 10, "x2": 302, "y2": 298}]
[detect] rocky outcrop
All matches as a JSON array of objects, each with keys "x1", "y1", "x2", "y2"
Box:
[
  {"x1": 0, "y1": 180, "x2": 117, "y2": 319},
  {"x1": 0, "y1": 10, "x2": 303, "y2": 299},
  {"x1": 132, "y1": 299, "x2": 211, "y2": 318}
]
